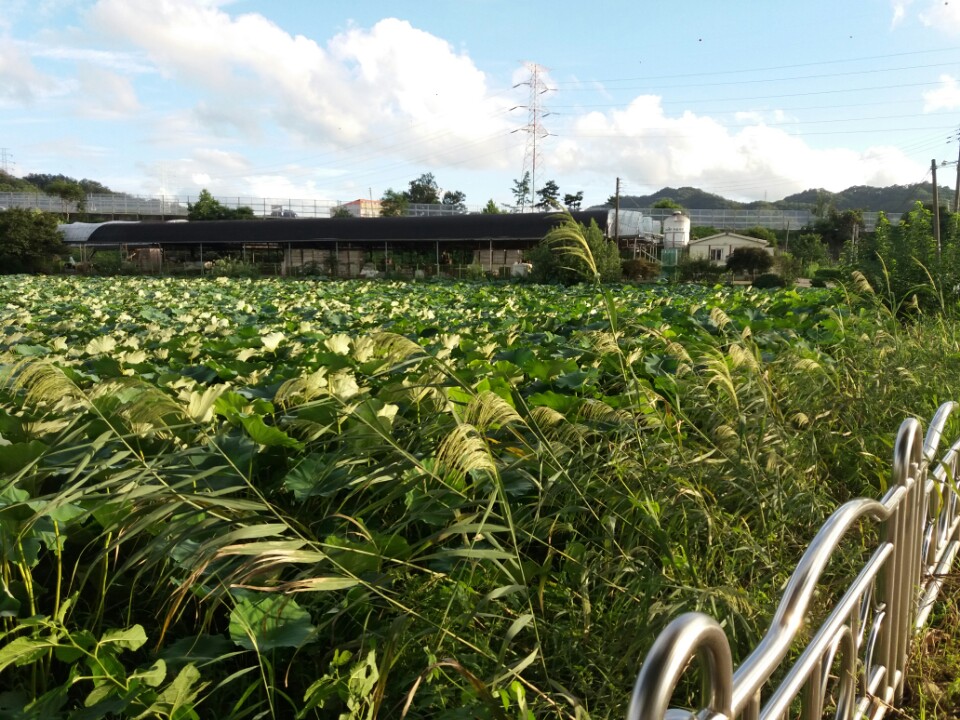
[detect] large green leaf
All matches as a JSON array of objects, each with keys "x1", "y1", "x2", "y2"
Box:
[
  {"x1": 0, "y1": 440, "x2": 47, "y2": 476},
  {"x1": 239, "y1": 415, "x2": 304, "y2": 449},
  {"x1": 228, "y1": 594, "x2": 315, "y2": 651}
]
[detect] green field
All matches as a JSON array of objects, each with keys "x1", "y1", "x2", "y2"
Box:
[{"x1": 1, "y1": 275, "x2": 957, "y2": 718}]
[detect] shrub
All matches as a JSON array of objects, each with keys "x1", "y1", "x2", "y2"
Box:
[
  {"x1": 774, "y1": 252, "x2": 803, "y2": 285},
  {"x1": 752, "y1": 272, "x2": 785, "y2": 288},
  {"x1": 0, "y1": 208, "x2": 65, "y2": 273},
  {"x1": 726, "y1": 247, "x2": 773, "y2": 277},
  {"x1": 813, "y1": 267, "x2": 845, "y2": 283},
  {"x1": 677, "y1": 257, "x2": 725, "y2": 283},
  {"x1": 528, "y1": 218, "x2": 621, "y2": 284},
  {"x1": 210, "y1": 257, "x2": 260, "y2": 277},
  {"x1": 622, "y1": 257, "x2": 660, "y2": 281}
]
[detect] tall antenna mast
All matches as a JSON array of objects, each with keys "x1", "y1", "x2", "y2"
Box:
[{"x1": 513, "y1": 63, "x2": 553, "y2": 210}]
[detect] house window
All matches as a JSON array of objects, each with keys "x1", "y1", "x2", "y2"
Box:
[{"x1": 709, "y1": 248, "x2": 723, "y2": 262}]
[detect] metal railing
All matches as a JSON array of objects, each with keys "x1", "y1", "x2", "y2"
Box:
[
  {"x1": 0, "y1": 192, "x2": 477, "y2": 219},
  {"x1": 1, "y1": 191, "x2": 903, "y2": 229},
  {"x1": 628, "y1": 402, "x2": 960, "y2": 719},
  {"x1": 636, "y1": 207, "x2": 901, "y2": 233}
]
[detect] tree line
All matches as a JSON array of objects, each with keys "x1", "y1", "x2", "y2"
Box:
[{"x1": 378, "y1": 171, "x2": 584, "y2": 216}]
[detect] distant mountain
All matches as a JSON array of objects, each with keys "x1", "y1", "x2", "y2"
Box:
[
  {"x1": 780, "y1": 184, "x2": 952, "y2": 213},
  {"x1": 603, "y1": 183, "x2": 955, "y2": 214},
  {"x1": 608, "y1": 186, "x2": 743, "y2": 210}
]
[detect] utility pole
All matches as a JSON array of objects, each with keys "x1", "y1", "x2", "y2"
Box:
[
  {"x1": 932, "y1": 158, "x2": 942, "y2": 259},
  {"x1": 512, "y1": 63, "x2": 553, "y2": 210},
  {"x1": 951, "y1": 128, "x2": 960, "y2": 213},
  {"x1": 614, "y1": 177, "x2": 622, "y2": 250}
]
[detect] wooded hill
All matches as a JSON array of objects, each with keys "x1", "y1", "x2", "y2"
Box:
[
  {"x1": 0, "y1": 170, "x2": 120, "y2": 196},
  {"x1": 605, "y1": 183, "x2": 955, "y2": 214}
]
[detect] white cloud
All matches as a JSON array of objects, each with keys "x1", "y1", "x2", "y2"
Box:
[
  {"x1": 560, "y1": 95, "x2": 925, "y2": 201},
  {"x1": 31, "y1": 45, "x2": 154, "y2": 74},
  {"x1": 85, "y1": 1, "x2": 516, "y2": 170},
  {"x1": 75, "y1": 64, "x2": 140, "y2": 118},
  {"x1": 918, "y1": 0, "x2": 960, "y2": 31},
  {"x1": 923, "y1": 74, "x2": 960, "y2": 111},
  {"x1": 891, "y1": 0, "x2": 915, "y2": 27},
  {"x1": 0, "y1": 36, "x2": 55, "y2": 104},
  {"x1": 192, "y1": 148, "x2": 250, "y2": 175},
  {"x1": 242, "y1": 174, "x2": 335, "y2": 201}
]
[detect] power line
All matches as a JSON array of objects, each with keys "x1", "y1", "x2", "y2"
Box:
[{"x1": 550, "y1": 46, "x2": 960, "y2": 86}]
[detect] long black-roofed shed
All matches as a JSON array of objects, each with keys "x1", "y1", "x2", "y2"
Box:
[
  {"x1": 61, "y1": 209, "x2": 618, "y2": 277},
  {"x1": 71, "y1": 209, "x2": 611, "y2": 248}
]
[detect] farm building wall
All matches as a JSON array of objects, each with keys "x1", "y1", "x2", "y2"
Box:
[
  {"x1": 471, "y1": 247, "x2": 525, "y2": 273},
  {"x1": 687, "y1": 232, "x2": 773, "y2": 266}
]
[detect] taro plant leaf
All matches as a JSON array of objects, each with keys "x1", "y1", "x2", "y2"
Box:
[
  {"x1": 13, "y1": 344, "x2": 48, "y2": 357},
  {"x1": 526, "y1": 390, "x2": 579, "y2": 415},
  {"x1": 261, "y1": 331, "x2": 285, "y2": 352},
  {"x1": 239, "y1": 415, "x2": 304, "y2": 450},
  {"x1": 328, "y1": 371, "x2": 361, "y2": 400},
  {"x1": 281, "y1": 454, "x2": 333, "y2": 501},
  {"x1": 85, "y1": 336, "x2": 117, "y2": 355},
  {"x1": 0, "y1": 440, "x2": 47, "y2": 475},
  {"x1": 324, "y1": 333, "x2": 352, "y2": 355},
  {"x1": 349, "y1": 398, "x2": 399, "y2": 435},
  {"x1": 213, "y1": 392, "x2": 250, "y2": 422},
  {"x1": 185, "y1": 385, "x2": 227, "y2": 424},
  {"x1": 643, "y1": 353, "x2": 679, "y2": 377},
  {"x1": 554, "y1": 369, "x2": 596, "y2": 391},
  {"x1": 228, "y1": 594, "x2": 315, "y2": 651}
]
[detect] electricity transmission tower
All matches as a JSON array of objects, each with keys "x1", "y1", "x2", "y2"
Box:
[
  {"x1": 512, "y1": 63, "x2": 553, "y2": 210},
  {"x1": 0, "y1": 148, "x2": 12, "y2": 174}
]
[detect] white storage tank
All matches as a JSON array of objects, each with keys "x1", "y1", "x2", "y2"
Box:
[{"x1": 661, "y1": 211, "x2": 691, "y2": 248}]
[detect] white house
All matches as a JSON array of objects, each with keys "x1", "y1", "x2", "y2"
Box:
[
  {"x1": 337, "y1": 199, "x2": 382, "y2": 218},
  {"x1": 687, "y1": 232, "x2": 774, "y2": 266}
]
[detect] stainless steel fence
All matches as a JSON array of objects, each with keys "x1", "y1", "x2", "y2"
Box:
[{"x1": 628, "y1": 402, "x2": 960, "y2": 719}]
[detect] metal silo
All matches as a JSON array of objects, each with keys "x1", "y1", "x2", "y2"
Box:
[
  {"x1": 660, "y1": 211, "x2": 690, "y2": 278},
  {"x1": 661, "y1": 211, "x2": 691, "y2": 248}
]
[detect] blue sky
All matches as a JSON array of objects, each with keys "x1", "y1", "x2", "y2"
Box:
[{"x1": 2, "y1": 0, "x2": 959, "y2": 210}]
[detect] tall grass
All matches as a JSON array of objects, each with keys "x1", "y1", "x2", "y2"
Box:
[{"x1": 1, "y1": 264, "x2": 959, "y2": 718}]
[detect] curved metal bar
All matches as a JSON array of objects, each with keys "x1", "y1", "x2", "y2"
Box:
[
  {"x1": 892, "y1": 417, "x2": 923, "y2": 500},
  {"x1": 760, "y1": 542, "x2": 891, "y2": 718},
  {"x1": 627, "y1": 405, "x2": 960, "y2": 720},
  {"x1": 922, "y1": 402, "x2": 957, "y2": 463},
  {"x1": 730, "y1": 497, "x2": 888, "y2": 713},
  {"x1": 626, "y1": 612, "x2": 733, "y2": 720}
]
